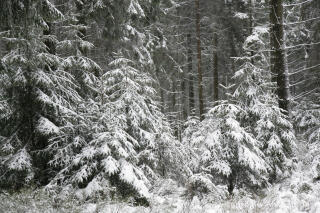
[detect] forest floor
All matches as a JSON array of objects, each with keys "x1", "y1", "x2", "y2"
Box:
[{"x1": 1, "y1": 138, "x2": 320, "y2": 213}]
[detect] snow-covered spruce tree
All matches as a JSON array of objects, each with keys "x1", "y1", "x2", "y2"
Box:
[
  {"x1": 233, "y1": 22, "x2": 296, "y2": 182},
  {"x1": 182, "y1": 116, "x2": 201, "y2": 173},
  {"x1": 46, "y1": 0, "x2": 187, "y2": 204},
  {"x1": 195, "y1": 102, "x2": 268, "y2": 195},
  {"x1": 46, "y1": 53, "x2": 184, "y2": 204},
  {"x1": 0, "y1": 0, "x2": 86, "y2": 188},
  {"x1": 187, "y1": 17, "x2": 296, "y2": 195},
  {"x1": 43, "y1": 0, "x2": 103, "y2": 191},
  {"x1": 184, "y1": 29, "x2": 271, "y2": 194}
]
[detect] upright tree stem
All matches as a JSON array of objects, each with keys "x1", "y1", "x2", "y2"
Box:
[
  {"x1": 270, "y1": 0, "x2": 290, "y2": 115},
  {"x1": 187, "y1": 33, "x2": 195, "y2": 116},
  {"x1": 195, "y1": 0, "x2": 204, "y2": 120},
  {"x1": 213, "y1": 32, "x2": 219, "y2": 102}
]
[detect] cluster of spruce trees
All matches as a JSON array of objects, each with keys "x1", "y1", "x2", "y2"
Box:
[
  {"x1": 0, "y1": 0, "x2": 319, "y2": 205},
  {"x1": 0, "y1": 0, "x2": 182, "y2": 203}
]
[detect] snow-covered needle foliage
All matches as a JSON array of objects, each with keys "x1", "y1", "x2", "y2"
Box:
[
  {"x1": 43, "y1": 0, "x2": 188, "y2": 204},
  {"x1": 45, "y1": 0, "x2": 101, "y2": 174},
  {"x1": 46, "y1": 46, "x2": 185, "y2": 204},
  {"x1": 295, "y1": 90, "x2": 320, "y2": 180},
  {"x1": 1, "y1": 0, "x2": 318, "y2": 210},
  {"x1": 186, "y1": 9, "x2": 296, "y2": 196},
  {"x1": 0, "y1": 0, "x2": 83, "y2": 188},
  {"x1": 191, "y1": 103, "x2": 268, "y2": 194},
  {"x1": 233, "y1": 23, "x2": 296, "y2": 182}
]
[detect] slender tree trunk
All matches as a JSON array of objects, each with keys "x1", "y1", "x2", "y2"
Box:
[
  {"x1": 75, "y1": 1, "x2": 87, "y2": 57},
  {"x1": 213, "y1": 32, "x2": 219, "y2": 102},
  {"x1": 181, "y1": 67, "x2": 188, "y2": 120},
  {"x1": 248, "y1": 0, "x2": 255, "y2": 64},
  {"x1": 228, "y1": 32, "x2": 236, "y2": 96},
  {"x1": 225, "y1": 5, "x2": 237, "y2": 98},
  {"x1": 160, "y1": 86, "x2": 165, "y2": 113},
  {"x1": 270, "y1": 0, "x2": 290, "y2": 115},
  {"x1": 172, "y1": 73, "x2": 180, "y2": 138},
  {"x1": 172, "y1": 75, "x2": 177, "y2": 115},
  {"x1": 177, "y1": 2, "x2": 187, "y2": 122},
  {"x1": 227, "y1": 169, "x2": 236, "y2": 195},
  {"x1": 195, "y1": 0, "x2": 204, "y2": 120},
  {"x1": 187, "y1": 33, "x2": 195, "y2": 116},
  {"x1": 156, "y1": 68, "x2": 165, "y2": 114},
  {"x1": 248, "y1": 0, "x2": 253, "y2": 36}
]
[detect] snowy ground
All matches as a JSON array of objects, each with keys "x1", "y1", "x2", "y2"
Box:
[{"x1": 1, "y1": 139, "x2": 320, "y2": 213}]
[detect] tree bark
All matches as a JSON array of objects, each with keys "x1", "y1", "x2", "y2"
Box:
[
  {"x1": 270, "y1": 0, "x2": 290, "y2": 115},
  {"x1": 195, "y1": 0, "x2": 204, "y2": 120},
  {"x1": 187, "y1": 33, "x2": 195, "y2": 116},
  {"x1": 172, "y1": 74, "x2": 179, "y2": 138},
  {"x1": 248, "y1": 0, "x2": 255, "y2": 64},
  {"x1": 213, "y1": 32, "x2": 219, "y2": 102},
  {"x1": 227, "y1": 169, "x2": 236, "y2": 195},
  {"x1": 181, "y1": 66, "x2": 188, "y2": 121}
]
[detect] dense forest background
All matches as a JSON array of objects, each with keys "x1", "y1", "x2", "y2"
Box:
[{"x1": 0, "y1": 0, "x2": 320, "y2": 211}]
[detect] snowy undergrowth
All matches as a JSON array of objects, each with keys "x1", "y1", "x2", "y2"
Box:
[
  {"x1": 1, "y1": 139, "x2": 320, "y2": 213},
  {"x1": 1, "y1": 180, "x2": 320, "y2": 213}
]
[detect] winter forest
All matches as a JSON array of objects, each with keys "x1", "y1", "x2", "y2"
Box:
[{"x1": 0, "y1": 0, "x2": 320, "y2": 212}]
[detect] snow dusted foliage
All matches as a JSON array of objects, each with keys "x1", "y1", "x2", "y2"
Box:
[
  {"x1": 56, "y1": 0, "x2": 101, "y2": 98},
  {"x1": 254, "y1": 100, "x2": 296, "y2": 181},
  {"x1": 233, "y1": 25, "x2": 296, "y2": 182},
  {"x1": 45, "y1": 0, "x2": 187, "y2": 201},
  {"x1": 295, "y1": 92, "x2": 320, "y2": 180},
  {"x1": 186, "y1": 22, "x2": 296, "y2": 196},
  {"x1": 183, "y1": 116, "x2": 201, "y2": 146},
  {"x1": 46, "y1": 52, "x2": 184, "y2": 203},
  {"x1": 182, "y1": 116, "x2": 201, "y2": 173},
  {"x1": 0, "y1": 0, "x2": 85, "y2": 188},
  {"x1": 197, "y1": 103, "x2": 268, "y2": 194},
  {"x1": 233, "y1": 62, "x2": 295, "y2": 181}
]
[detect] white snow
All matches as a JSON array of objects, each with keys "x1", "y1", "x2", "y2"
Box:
[
  {"x1": 37, "y1": 117, "x2": 60, "y2": 135},
  {"x1": 8, "y1": 148, "x2": 32, "y2": 171},
  {"x1": 234, "y1": 12, "x2": 249, "y2": 19},
  {"x1": 128, "y1": 0, "x2": 145, "y2": 17},
  {"x1": 81, "y1": 203, "x2": 97, "y2": 213},
  {"x1": 102, "y1": 156, "x2": 119, "y2": 175},
  {"x1": 119, "y1": 160, "x2": 150, "y2": 198}
]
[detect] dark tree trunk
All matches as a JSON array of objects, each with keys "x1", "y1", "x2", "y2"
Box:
[
  {"x1": 181, "y1": 68, "x2": 188, "y2": 120},
  {"x1": 195, "y1": 0, "x2": 204, "y2": 120},
  {"x1": 187, "y1": 33, "x2": 195, "y2": 116},
  {"x1": 248, "y1": 0, "x2": 255, "y2": 64},
  {"x1": 172, "y1": 74, "x2": 179, "y2": 138},
  {"x1": 227, "y1": 170, "x2": 236, "y2": 195},
  {"x1": 75, "y1": 1, "x2": 87, "y2": 57},
  {"x1": 213, "y1": 32, "x2": 219, "y2": 102},
  {"x1": 158, "y1": 71, "x2": 165, "y2": 114},
  {"x1": 270, "y1": 0, "x2": 290, "y2": 115}
]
